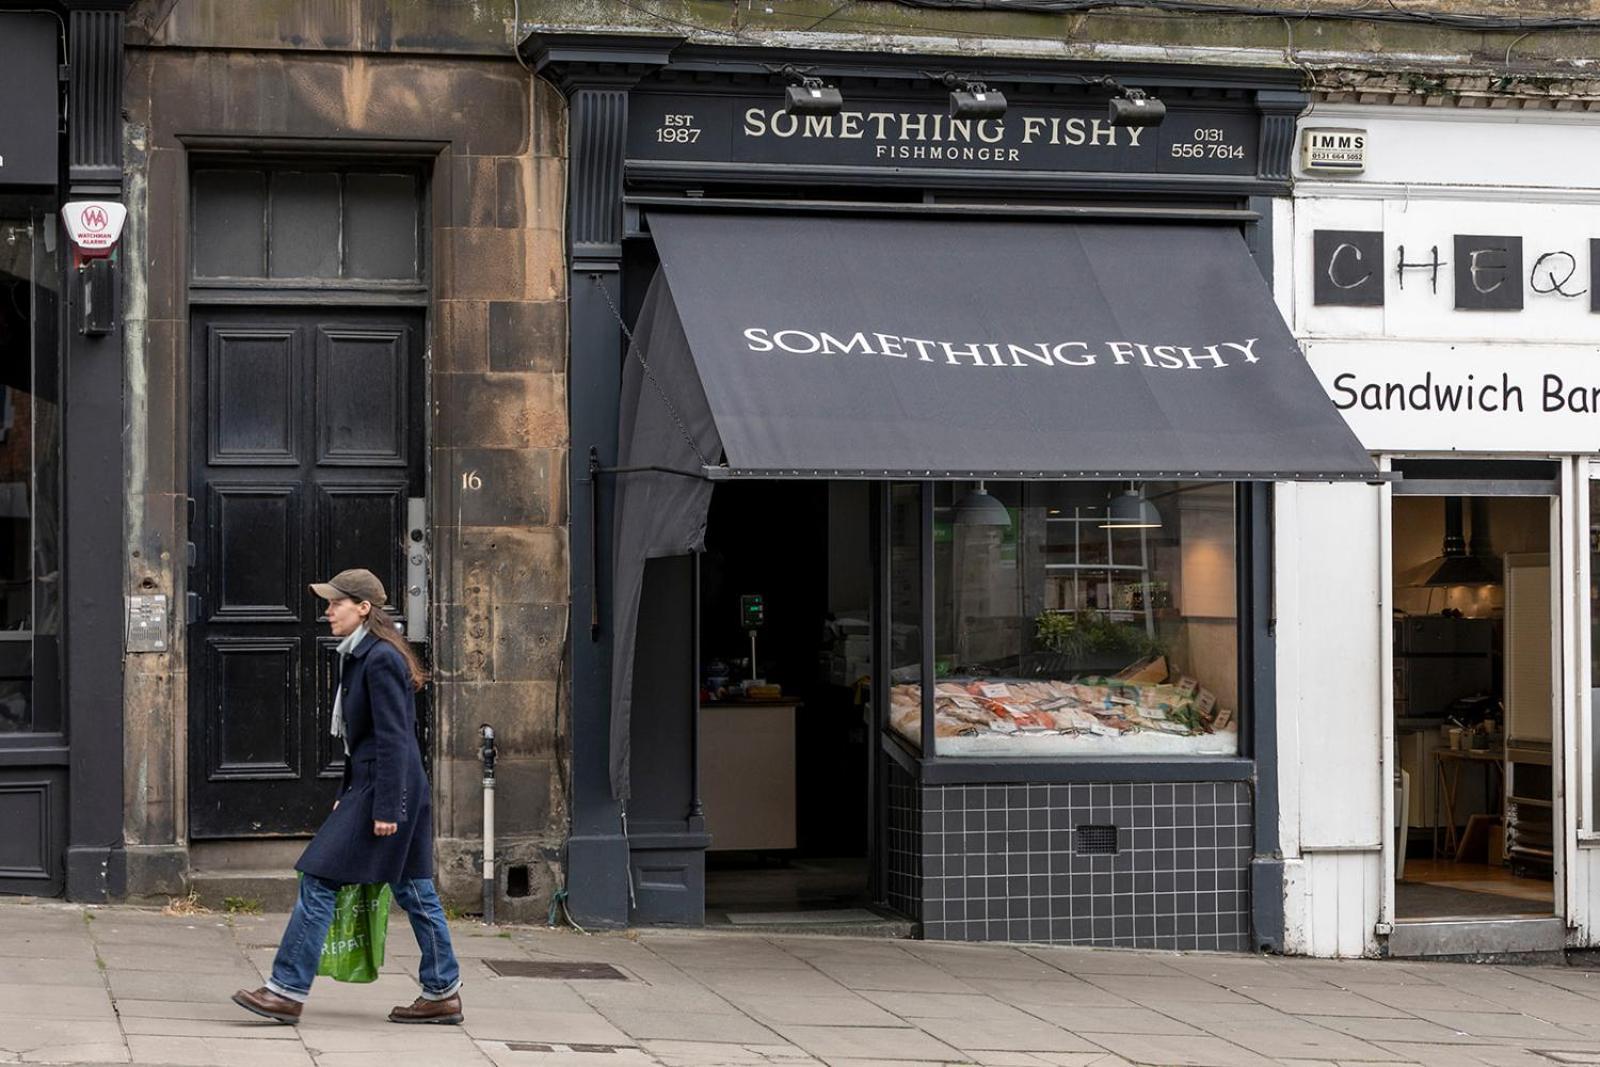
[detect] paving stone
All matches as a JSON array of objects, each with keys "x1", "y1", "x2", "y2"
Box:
[
  {"x1": 1081, "y1": 973, "x2": 1257, "y2": 1005},
  {"x1": 1200, "y1": 1019, "x2": 1394, "y2": 1061},
  {"x1": 0, "y1": 956, "x2": 108, "y2": 987},
  {"x1": 0, "y1": 981, "x2": 118, "y2": 1021},
  {"x1": 110, "y1": 968, "x2": 261, "y2": 1003},
  {"x1": 695, "y1": 968, "x2": 854, "y2": 998},
  {"x1": 1019, "y1": 948, "x2": 1188, "y2": 977},
  {"x1": 1153, "y1": 1000, "x2": 1289, "y2": 1025},
  {"x1": 298, "y1": 1027, "x2": 488, "y2": 1053},
  {"x1": 125, "y1": 1034, "x2": 315, "y2": 1066},
  {"x1": 1314, "y1": 1014, "x2": 1487, "y2": 1044},
  {"x1": 311, "y1": 1050, "x2": 494, "y2": 1067},
  {"x1": 116, "y1": 998, "x2": 262, "y2": 1021},
  {"x1": 460, "y1": 1007, "x2": 632, "y2": 1045},
  {"x1": 0, "y1": 1018, "x2": 125, "y2": 1055},
  {"x1": 914, "y1": 1013, "x2": 1102, "y2": 1054},
  {"x1": 95, "y1": 942, "x2": 259, "y2": 976},
  {"x1": 856, "y1": 990, "x2": 1020, "y2": 1018},
  {"x1": 1236, "y1": 984, "x2": 1410, "y2": 1017},
  {"x1": 0, "y1": 936, "x2": 98, "y2": 961},
  {"x1": 477, "y1": 1040, "x2": 660, "y2": 1067},
  {"x1": 769, "y1": 1024, "x2": 967, "y2": 1061},
  {"x1": 1019, "y1": 1004, "x2": 1202, "y2": 1036},
  {"x1": 1335, "y1": 981, "x2": 1506, "y2": 1013},
  {"x1": 810, "y1": 962, "x2": 977, "y2": 994},
  {"x1": 120, "y1": 1015, "x2": 303, "y2": 1039},
  {"x1": 1372, "y1": 1041, "x2": 1561, "y2": 1066},
  {"x1": 16, "y1": 1041, "x2": 131, "y2": 1063},
  {"x1": 727, "y1": 993, "x2": 907, "y2": 1027},
  {"x1": 1072, "y1": 1032, "x2": 1274, "y2": 1066},
  {"x1": 966, "y1": 977, "x2": 1139, "y2": 1009},
  {"x1": 642, "y1": 1039, "x2": 815, "y2": 1065},
  {"x1": 595, "y1": 1009, "x2": 785, "y2": 1044},
  {"x1": 1410, "y1": 1009, "x2": 1587, "y2": 1039}
]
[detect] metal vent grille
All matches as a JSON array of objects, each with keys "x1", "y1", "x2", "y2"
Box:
[
  {"x1": 484, "y1": 959, "x2": 627, "y2": 980},
  {"x1": 1076, "y1": 825, "x2": 1120, "y2": 855}
]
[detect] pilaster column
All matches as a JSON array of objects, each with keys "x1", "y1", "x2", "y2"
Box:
[{"x1": 524, "y1": 32, "x2": 680, "y2": 928}]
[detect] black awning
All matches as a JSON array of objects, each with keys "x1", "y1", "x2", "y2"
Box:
[
  {"x1": 645, "y1": 209, "x2": 1376, "y2": 482},
  {"x1": 608, "y1": 210, "x2": 1378, "y2": 799}
]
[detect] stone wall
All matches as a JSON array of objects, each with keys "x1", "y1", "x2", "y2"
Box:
[{"x1": 120, "y1": 42, "x2": 570, "y2": 918}]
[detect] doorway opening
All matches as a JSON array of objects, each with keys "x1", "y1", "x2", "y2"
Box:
[
  {"x1": 1391, "y1": 492, "x2": 1558, "y2": 923},
  {"x1": 697, "y1": 481, "x2": 892, "y2": 928}
]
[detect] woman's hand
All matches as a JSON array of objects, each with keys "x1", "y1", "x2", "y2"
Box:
[{"x1": 373, "y1": 820, "x2": 398, "y2": 836}]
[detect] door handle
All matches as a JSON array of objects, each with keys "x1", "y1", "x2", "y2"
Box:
[{"x1": 185, "y1": 591, "x2": 202, "y2": 625}]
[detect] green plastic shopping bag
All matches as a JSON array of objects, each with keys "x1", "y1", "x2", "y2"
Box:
[{"x1": 314, "y1": 881, "x2": 393, "y2": 983}]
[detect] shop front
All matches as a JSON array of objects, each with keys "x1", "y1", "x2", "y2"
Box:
[
  {"x1": 1287, "y1": 101, "x2": 1600, "y2": 956},
  {"x1": 533, "y1": 33, "x2": 1377, "y2": 947},
  {"x1": 0, "y1": 4, "x2": 128, "y2": 900}
]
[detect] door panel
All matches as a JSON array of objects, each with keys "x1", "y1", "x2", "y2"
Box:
[
  {"x1": 207, "y1": 637, "x2": 300, "y2": 779},
  {"x1": 209, "y1": 327, "x2": 301, "y2": 465},
  {"x1": 210, "y1": 484, "x2": 301, "y2": 619},
  {"x1": 189, "y1": 306, "x2": 424, "y2": 838},
  {"x1": 317, "y1": 327, "x2": 409, "y2": 465}
]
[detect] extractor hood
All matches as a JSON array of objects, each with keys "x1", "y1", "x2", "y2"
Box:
[{"x1": 1405, "y1": 497, "x2": 1502, "y2": 588}]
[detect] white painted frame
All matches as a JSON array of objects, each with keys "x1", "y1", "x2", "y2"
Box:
[
  {"x1": 1378, "y1": 455, "x2": 1396, "y2": 934},
  {"x1": 1383, "y1": 453, "x2": 1571, "y2": 935},
  {"x1": 1577, "y1": 458, "x2": 1600, "y2": 849}
]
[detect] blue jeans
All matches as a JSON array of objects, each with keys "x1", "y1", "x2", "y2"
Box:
[{"x1": 267, "y1": 873, "x2": 462, "y2": 1003}]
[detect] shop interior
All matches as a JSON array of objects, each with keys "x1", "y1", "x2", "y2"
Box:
[
  {"x1": 696, "y1": 481, "x2": 883, "y2": 926},
  {"x1": 1391, "y1": 494, "x2": 1557, "y2": 920}
]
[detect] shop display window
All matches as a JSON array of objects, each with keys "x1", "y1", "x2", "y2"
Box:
[
  {"x1": 0, "y1": 215, "x2": 61, "y2": 734},
  {"x1": 886, "y1": 480, "x2": 1240, "y2": 757}
]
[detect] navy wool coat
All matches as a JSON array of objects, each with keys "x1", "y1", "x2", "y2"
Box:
[{"x1": 296, "y1": 637, "x2": 433, "y2": 885}]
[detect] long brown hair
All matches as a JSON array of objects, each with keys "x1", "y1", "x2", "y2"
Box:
[{"x1": 364, "y1": 604, "x2": 429, "y2": 691}]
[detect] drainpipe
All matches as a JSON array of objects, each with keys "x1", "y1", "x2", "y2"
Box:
[{"x1": 480, "y1": 724, "x2": 496, "y2": 925}]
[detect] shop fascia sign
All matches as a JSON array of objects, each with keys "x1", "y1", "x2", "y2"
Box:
[
  {"x1": 1300, "y1": 127, "x2": 1366, "y2": 174},
  {"x1": 1306, "y1": 341, "x2": 1600, "y2": 452},
  {"x1": 628, "y1": 91, "x2": 1259, "y2": 177},
  {"x1": 1312, "y1": 229, "x2": 1597, "y2": 312}
]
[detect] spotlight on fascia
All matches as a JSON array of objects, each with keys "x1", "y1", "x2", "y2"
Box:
[{"x1": 781, "y1": 65, "x2": 843, "y2": 116}]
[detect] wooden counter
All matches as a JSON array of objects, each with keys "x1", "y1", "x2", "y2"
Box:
[{"x1": 699, "y1": 701, "x2": 797, "y2": 852}]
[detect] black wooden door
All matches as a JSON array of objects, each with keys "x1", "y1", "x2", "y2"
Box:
[{"x1": 188, "y1": 307, "x2": 424, "y2": 838}]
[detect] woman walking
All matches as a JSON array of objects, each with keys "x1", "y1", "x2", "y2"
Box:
[{"x1": 233, "y1": 569, "x2": 463, "y2": 1025}]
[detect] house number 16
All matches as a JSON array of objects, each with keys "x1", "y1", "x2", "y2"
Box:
[{"x1": 462, "y1": 471, "x2": 483, "y2": 491}]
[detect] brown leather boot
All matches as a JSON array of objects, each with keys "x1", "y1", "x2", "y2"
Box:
[
  {"x1": 231, "y1": 987, "x2": 303, "y2": 1024},
  {"x1": 388, "y1": 993, "x2": 463, "y2": 1025}
]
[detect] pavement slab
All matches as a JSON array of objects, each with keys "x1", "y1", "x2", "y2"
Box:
[
  {"x1": 125, "y1": 1033, "x2": 316, "y2": 1065},
  {"x1": 17, "y1": 900, "x2": 1600, "y2": 1066},
  {"x1": 769, "y1": 1023, "x2": 970, "y2": 1061},
  {"x1": 1072, "y1": 1032, "x2": 1275, "y2": 1066}
]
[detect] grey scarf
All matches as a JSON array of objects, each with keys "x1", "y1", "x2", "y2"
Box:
[{"x1": 329, "y1": 624, "x2": 369, "y2": 753}]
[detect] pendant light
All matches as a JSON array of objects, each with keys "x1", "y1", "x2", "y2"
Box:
[
  {"x1": 953, "y1": 481, "x2": 1011, "y2": 527},
  {"x1": 1101, "y1": 483, "x2": 1163, "y2": 530}
]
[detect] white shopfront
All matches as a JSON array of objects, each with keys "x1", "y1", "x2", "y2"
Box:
[{"x1": 1278, "y1": 102, "x2": 1600, "y2": 957}]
